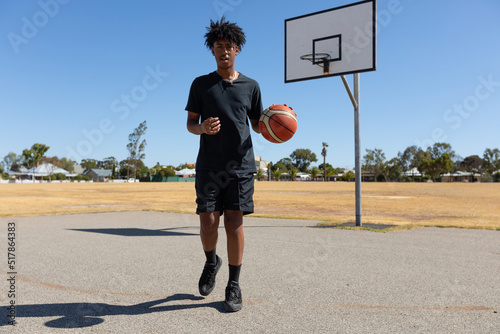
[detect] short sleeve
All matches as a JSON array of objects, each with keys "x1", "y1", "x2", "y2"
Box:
[
  {"x1": 185, "y1": 78, "x2": 201, "y2": 114},
  {"x1": 248, "y1": 82, "x2": 263, "y2": 120}
]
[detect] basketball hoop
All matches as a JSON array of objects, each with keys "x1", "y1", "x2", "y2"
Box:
[{"x1": 300, "y1": 53, "x2": 331, "y2": 74}]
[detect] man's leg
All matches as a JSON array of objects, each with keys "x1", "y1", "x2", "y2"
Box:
[
  {"x1": 198, "y1": 211, "x2": 222, "y2": 296},
  {"x1": 200, "y1": 211, "x2": 220, "y2": 254},
  {"x1": 224, "y1": 209, "x2": 244, "y2": 312},
  {"x1": 224, "y1": 210, "x2": 244, "y2": 266}
]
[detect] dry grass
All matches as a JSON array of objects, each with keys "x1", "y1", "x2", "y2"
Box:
[{"x1": 1, "y1": 182, "x2": 499, "y2": 230}]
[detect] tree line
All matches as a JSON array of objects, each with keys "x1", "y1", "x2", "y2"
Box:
[
  {"x1": 1, "y1": 121, "x2": 205, "y2": 181},
  {"x1": 2, "y1": 122, "x2": 499, "y2": 183},
  {"x1": 362, "y1": 143, "x2": 499, "y2": 182},
  {"x1": 0, "y1": 121, "x2": 159, "y2": 181},
  {"x1": 270, "y1": 143, "x2": 500, "y2": 182},
  {"x1": 263, "y1": 142, "x2": 500, "y2": 182}
]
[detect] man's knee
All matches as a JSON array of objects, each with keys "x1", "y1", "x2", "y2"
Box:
[
  {"x1": 200, "y1": 212, "x2": 220, "y2": 234},
  {"x1": 224, "y1": 210, "x2": 243, "y2": 231}
]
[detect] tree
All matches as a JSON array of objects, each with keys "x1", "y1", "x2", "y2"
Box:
[
  {"x1": 397, "y1": 145, "x2": 425, "y2": 181},
  {"x1": 0, "y1": 165, "x2": 9, "y2": 180},
  {"x1": 271, "y1": 162, "x2": 288, "y2": 174},
  {"x1": 340, "y1": 170, "x2": 355, "y2": 182},
  {"x1": 429, "y1": 142, "x2": 455, "y2": 161},
  {"x1": 119, "y1": 165, "x2": 129, "y2": 178},
  {"x1": 318, "y1": 162, "x2": 332, "y2": 170},
  {"x1": 319, "y1": 163, "x2": 335, "y2": 180},
  {"x1": 325, "y1": 165, "x2": 336, "y2": 181},
  {"x1": 398, "y1": 146, "x2": 415, "y2": 172},
  {"x1": 256, "y1": 168, "x2": 265, "y2": 181},
  {"x1": 22, "y1": 143, "x2": 50, "y2": 169},
  {"x1": 2, "y1": 152, "x2": 23, "y2": 172},
  {"x1": 272, "y1": 169, "x2": 283, "y2": 181},
  {"x1": 126, "y1": 121, "x2": 148, "y2": 179},
  {"x1": 149, "y1": 163, "x2": 163, "y2": 176},
  {"x1": 100, "y1": 156, "x2": 118, "y2": 178},
  {"x1": 102, "y1": 156, "x2": 118, "y2": 170},
  {"x1": 289, "y1": 167, "x2": 299, "y2": 181},
  {"x1": 386, "y1": 157, "x2": 403, "y2": 181},
  {"x1": 275, "y1": 157, "x2": 294, "y2": 171},
  {"x1": 483, "y1": 148, "x2": 500, "y2": 177},
  {"x1": 418, "y1": 144, "x2": 454, "y2": 182},
  {"x1": 137, "y1": 164, "x2": 149, "y2": 178},
  {"x1": 159, "y1": 166, "x2": 176, "y2": 177},
  {"x1": 362, "y1": 148, "x2": 387, "y2": 182},
  {"x1": 290, "y1": 148, "x2": 317, "y2": 172},
  {"x1": 267, "y1": 162, "x2": 272, "y2": 181},
  {"x1": 59, "y1": 157, "x2": 75, "y2": 173},
  {"x1": 310, "y1": 166, "x2": 321, "y2": 181},
  {"x1": 458, "y1": 155, "x2": 483, "y2": 173},
  {"x1": 321, "y1": 142, "x2": 328, "y2": 182},
  {"x1": 80, "y1": 159, "x2": 100, "y2": 170}
]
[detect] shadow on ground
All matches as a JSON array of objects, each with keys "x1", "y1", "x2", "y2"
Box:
[
  {"x1": 313, "y1": 222, "x2": 399, "y2": 230},
  {"x1": 68, "y1": 227, "x2": 198, "y2": 237},
  {"x1": 2, "y1": 294, "x2": 224, "y2": 328}
]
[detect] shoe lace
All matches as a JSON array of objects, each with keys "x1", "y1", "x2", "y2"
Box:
[
  {"x1": 226, "y1": 284, "x2": 241, "y2": 301},
  {"x1": 201, "y1": 263, "x2": 217, "y2": 284}
]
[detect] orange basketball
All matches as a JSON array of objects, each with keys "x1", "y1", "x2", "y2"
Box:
[{"x1": 259, "y1": 104, "x2": 297, "y2": 143}]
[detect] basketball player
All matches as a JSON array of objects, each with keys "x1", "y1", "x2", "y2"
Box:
[{"x1": 185, "y1": 16, "x2": 263, "y2": 312}]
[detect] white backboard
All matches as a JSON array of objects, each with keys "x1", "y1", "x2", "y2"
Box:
[{"x1": 285, "y1": 0, "x2": 377, "y2": 83}]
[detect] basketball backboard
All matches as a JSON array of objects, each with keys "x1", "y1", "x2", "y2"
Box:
[{"x1": 285, "y1": 0, "x2": 376, "y2": 83}]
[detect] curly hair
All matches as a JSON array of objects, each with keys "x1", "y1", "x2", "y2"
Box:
[{"x1": 204, "y1": 16, "x2": 246, "y2": 50}]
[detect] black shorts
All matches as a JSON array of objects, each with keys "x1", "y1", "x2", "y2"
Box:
[{"x1": 195, "y1": 170, "x2": 255, "y2": 215}]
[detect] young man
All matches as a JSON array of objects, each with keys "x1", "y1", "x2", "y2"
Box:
[{"x1": 185, "y1": 17, "x2": 263, "y2": 312}]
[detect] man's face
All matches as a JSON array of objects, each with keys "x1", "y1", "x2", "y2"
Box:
[{"x1": 212, "y1": 39, "x2": 239, "y2": 70}]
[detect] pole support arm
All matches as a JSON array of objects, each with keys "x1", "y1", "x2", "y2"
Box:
[{"x1": 341, "y1": 75, "x2": 358, "y2": 109}]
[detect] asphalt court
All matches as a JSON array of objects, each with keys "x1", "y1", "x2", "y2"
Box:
[{"x1": 1, "y1": 211, "x2": 499, "y2": 333}]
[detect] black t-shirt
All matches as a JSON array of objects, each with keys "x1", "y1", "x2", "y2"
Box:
[{"x1": 186, "y1": 71, "x2": 263, "y2": 173}]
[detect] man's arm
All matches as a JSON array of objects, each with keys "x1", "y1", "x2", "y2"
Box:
[
  {"x1": 250, "y1": 119, "x2": 261, "y2": 134},
  {"x1": 187, "y1": 111, "x2": 221, "y2": 135}
]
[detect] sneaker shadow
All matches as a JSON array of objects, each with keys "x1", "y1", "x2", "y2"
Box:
[{"x1": 3, "y1": 293, "x2": 225, "y2": 329}]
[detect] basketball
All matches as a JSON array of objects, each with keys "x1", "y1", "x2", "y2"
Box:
[{"x1": 259, "y1": 104, "x2": 297, "y2": 143}]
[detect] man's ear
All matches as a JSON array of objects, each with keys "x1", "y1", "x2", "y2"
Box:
[
  {"x1": 211, "y1": 47, "x2": 215, "y2": 56},
  {"x1": 235, "y1": 46, "x2": 240, "y2": 56}
]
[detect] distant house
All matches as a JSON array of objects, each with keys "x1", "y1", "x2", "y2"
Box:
[
  {"x1": 403, "y1": 167, "x2": 422, "y2": 178},
  {"x1": 175, "y1": 168, "x2": 196, "y2": 178},
  {"x1": 83, "y1": 169, "x2": 113, "y2": 182},
  {"x1": 440, "y1": 171, "x2": 481, "y2": 182},
  {"x1": 255, "y1": 156, "x2": 270, "y2": 171},
  {"x1": 296, "y1": 172, "x2": 311, "y2": 181},
  {"x1": 7, "y1": 163, "x2": 76, "y2": 180}
]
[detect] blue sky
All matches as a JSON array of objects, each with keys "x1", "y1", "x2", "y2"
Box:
[{"x1": 1, "y1": 0, "x2": 499, "y2": 169}]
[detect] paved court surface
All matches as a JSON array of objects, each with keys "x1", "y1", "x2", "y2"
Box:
[{"x1": 1, "y1": 211, "x2": 499, "y2": 333}]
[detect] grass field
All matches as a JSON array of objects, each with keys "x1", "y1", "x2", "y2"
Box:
[{"x1": 1, "y1": 182, "x2": 499, "y2": 230}]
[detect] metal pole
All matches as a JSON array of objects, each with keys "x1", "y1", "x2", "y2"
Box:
[{"x1": 354, "y1": 73, "x2": 362, "y2": 226}]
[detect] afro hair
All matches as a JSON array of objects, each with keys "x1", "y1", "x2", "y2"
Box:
[{"x1": 204, "y1": 16, "x2": 246, "y2": 50}]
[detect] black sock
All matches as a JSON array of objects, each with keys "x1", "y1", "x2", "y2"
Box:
[
  {"x1": 204, "y1": 249, "x2": 217, "y2": 265},
  {"x1": 228, "y1": 264, "x2": 241, "y2": 284}
]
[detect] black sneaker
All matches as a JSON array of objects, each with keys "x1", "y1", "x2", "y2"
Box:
[
  {"x1": 224, "y1": 281, "x2": 242, "y2": 312},
  {"x1": 198, "y1": 255, "x2": 222, "y2": 296}
]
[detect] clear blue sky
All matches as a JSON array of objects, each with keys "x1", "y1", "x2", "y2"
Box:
[{"x1": 1, "y1": 0, "x2": 499, "y2": 169}]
